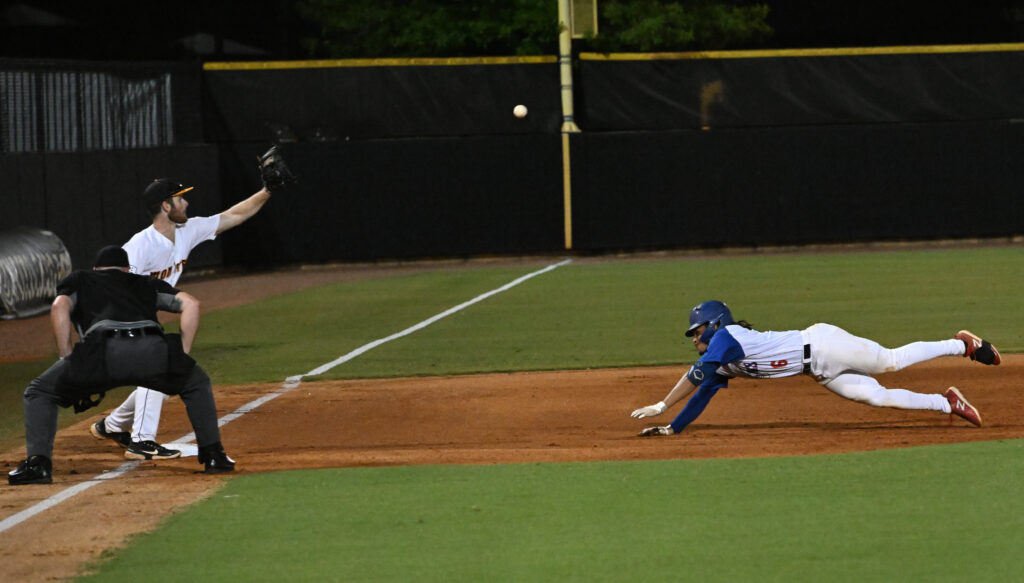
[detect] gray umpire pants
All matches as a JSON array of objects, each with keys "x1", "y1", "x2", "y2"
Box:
[{"x1": 22, "y1": 335, "x2": 222, "y2": 459}]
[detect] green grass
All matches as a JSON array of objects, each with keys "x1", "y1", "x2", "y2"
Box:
[
  {"x1": 79, "y1": 439, "x2": 1024, "y2": 582},
  {"x1": 187, "y1": 247, "x2": 1023, "y2": 382},
  {"x1": 189, "y1": 266, "x2": 551, "y2": 382},
  {"x1": 0, "y1": 359, "x2": 50, "y2": 451}
]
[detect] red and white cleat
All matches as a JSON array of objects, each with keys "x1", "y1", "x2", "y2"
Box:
[
  {"x1": 944, "y1": 386, "x2": 982, "y2": 427},
  {"x1": 955, "y1": 330, "x2": 1001, "y2": 366}
]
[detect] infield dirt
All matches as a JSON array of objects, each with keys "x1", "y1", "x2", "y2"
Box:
[{"x1": 1, "y1": 262, "x2": 1021, "y2": 581}]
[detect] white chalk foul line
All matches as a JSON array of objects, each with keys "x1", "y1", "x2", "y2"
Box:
[
  {"x1": 305, "y1": 258, "x2": 573, "y2": 377},
  {"x1": 0, "y1": 258, "x2": 572, "y2": 534},
  {"x1": 0, "y1": 461, "x2": 141, "y2": 533}
]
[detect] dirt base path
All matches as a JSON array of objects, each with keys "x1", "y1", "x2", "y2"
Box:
[{"x1": 2, "y1": 358, "x2": 1021, "y2": 581}]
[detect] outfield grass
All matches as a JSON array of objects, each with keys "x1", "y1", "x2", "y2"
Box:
[
  {"x1": 192, "y1": 247, "x2": 1023, "y2": 382},
  {"x1": 79, "y1": 439, "x2": 1024, "y2": 582}
]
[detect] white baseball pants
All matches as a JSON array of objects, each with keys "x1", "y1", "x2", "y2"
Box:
[
  {"x1": 802, "y1": 323, "x2": 964, "y2": 413},
  {"x1": 104, "y1": 387, "x2": 168, "y2": 442}
]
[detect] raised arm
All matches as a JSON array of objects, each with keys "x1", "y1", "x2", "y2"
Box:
[{"x1": 216, "y1": 187, "x2": 271, "y2": 234}]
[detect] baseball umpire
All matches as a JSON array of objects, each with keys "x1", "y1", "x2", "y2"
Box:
[{"x1": 8, "y1": 245, "x2": 235, "y2": 485}]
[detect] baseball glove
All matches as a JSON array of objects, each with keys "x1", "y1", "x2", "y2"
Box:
[{"x1": 257, "y1": 146, "x2": 297, "y2": 191}]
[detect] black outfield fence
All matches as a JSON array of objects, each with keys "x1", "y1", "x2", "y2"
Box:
[
  {"x1": 2, "y1": 46, "x2": 1023, "y2": 275},
  {"x1": 576, "y1": 46, "x2": 1024, "y2": 130},
  {"x1": 215, "y1": 136, "x2": 565, "y2": 268},
  {"x1": 0, "y1": 146, "x2": 221, "y2": 270},
  {"x1": 202, "y1": 57, "x2": 562, "y2": 142},
  {"x1": 570, "y1": 120, "x2": 1023, "y2": 251}
]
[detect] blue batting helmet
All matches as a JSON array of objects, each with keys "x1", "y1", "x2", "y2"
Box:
[{"x1": 685, "y1": 300, "x2": 734, "y2": 343}]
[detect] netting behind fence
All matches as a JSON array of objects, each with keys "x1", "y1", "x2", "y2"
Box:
[{"x1": 0, "y1": 59, "x2": 203, "y2": 153}]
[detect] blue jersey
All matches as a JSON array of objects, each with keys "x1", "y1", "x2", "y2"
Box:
[
  {"x1": 703, "y1": 326, "x2": 805, "y2": 380},
  {"x1": 672, "y1": 325, "x2": 805, "y2": 433}
]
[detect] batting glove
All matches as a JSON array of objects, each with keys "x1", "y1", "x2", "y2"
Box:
[
  {"x1": 639, "y1": 425, "x2": 674, "y2": 437},
  {"x1": 631, "y1": 401, "x2": 667, "y2": 418}
]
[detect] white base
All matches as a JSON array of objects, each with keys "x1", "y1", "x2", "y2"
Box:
[{"x1": 163, "y1": 443, "x2": 198, "y2": 458}]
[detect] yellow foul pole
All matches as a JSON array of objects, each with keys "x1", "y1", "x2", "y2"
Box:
[{"x1": 558, "y1": 0, "x2": 580, "y2": 250}]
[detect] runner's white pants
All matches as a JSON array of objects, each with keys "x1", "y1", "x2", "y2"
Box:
[
  {"x1": 802, "y1": 323, "x2": 964, "y2": 412},
  {"x1": 104, "y1": 388, "x2": 167, "y2": 442}
]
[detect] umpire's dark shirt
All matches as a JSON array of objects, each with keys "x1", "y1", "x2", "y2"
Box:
[{"x1": 57, "y1": 269, "x2": 179, "y2": 333}]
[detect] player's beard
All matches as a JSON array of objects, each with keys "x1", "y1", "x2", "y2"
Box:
[{"x1": 167, "y1": 203, "x2": 188, "y2": 225}]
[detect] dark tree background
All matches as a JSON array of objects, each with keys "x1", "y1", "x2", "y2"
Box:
[{"x1": 1, "y1": 0, "x2": 1022, "y2": 60}]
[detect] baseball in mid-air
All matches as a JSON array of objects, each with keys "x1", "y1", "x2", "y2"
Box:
[{"x1": 513, "y1": 104, "x2": 528, "y2": 118}]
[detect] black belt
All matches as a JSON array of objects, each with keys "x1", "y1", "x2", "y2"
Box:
[
  {"x1": 802, "y1": 344, "x2": 811, "y2": 374},
  {"x1": 104, "y1": 326, "x2": 163, "y2": 339}
]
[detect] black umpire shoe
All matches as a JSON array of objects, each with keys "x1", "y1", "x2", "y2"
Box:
[
  {"x1": 198, "y1": 442, "x2": 236, "y2": 474},
  {"x1": 124, "y1": 440, "x2": 182, "y2": 460},
  {"x1": 90, "y1": 417, "x2": 131, "y2": 448},
  {"x1": 8, "y1": 455, "x2": 53, "y2": 485}
]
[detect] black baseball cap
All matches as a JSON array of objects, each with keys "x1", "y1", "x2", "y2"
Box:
[
  {"x1": 143, "y1": 178, "x2": 194, "y2": 209},
  {"x1": 93, "y1": 245, "x2": 130, "y2": 268}
]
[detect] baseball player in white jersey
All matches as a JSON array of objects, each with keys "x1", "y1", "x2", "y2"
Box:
[
  {"x1": 89, "y1": 178, "x2": 271, "y2": 459},
  {"x1": 632, "y1": 300, "x2": 1000, "y2": 436}
]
